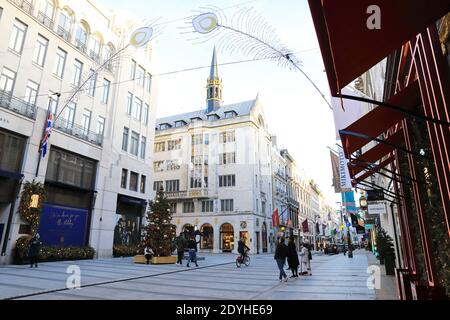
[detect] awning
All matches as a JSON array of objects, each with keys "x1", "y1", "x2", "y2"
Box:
[
  {"x1": 339, "y1": 81, "x2": 420, "y2": 159},
  {"x1": 117, "y1": 194, "x2": 147, "y2": 207},
  {"x1": 0, "y1": 169, "x2": 24, "y2": 180},
  {"x1": 308, "y1": 0, "x2": 450, "y2": 95}
]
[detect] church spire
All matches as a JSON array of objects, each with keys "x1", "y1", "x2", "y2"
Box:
[{"x1": 206, "y1": 46, "x2": 222, "y2": 113}]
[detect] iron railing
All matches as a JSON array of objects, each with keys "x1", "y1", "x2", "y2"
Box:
[
  {"x1": 53, "y1": 117, "x2": 103, "y2": 146},
  {"x1": 11, "y1": 0, "x2": 33, "y2": 15},
  {"x1": 74, "y1": 40, "x2": 87, "y2": 54},
  {"x1": 89, "y1": 50, "x2": 101, "y2": 64},
  {"x1": 0, "y1": 90, "x2": 36, "y2": 120},
  {"x1": 57, "y1": 26, "x2": 71, "y2": 42},
  {"x1": 37, "y1": 11, "x2": 54, "y2": 29}
]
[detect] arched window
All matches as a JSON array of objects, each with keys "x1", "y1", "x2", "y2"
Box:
[
  {"x1": 75, "y1": 22, "x2": 89, "y2": 52},
  {"x1": 90, "y1": 34, "x2": 103, "y2": 62},
  {"x1": 39, "y1": 0, "x2": 55, "y2": 20},
  {"x1": 220, "y1": 223, "x2": 234, "y2": 252},
  {"x1": 200, "y1": 224, "x2": 213, "y2": 249},
  {"x1": 57, "y1": 8, "x2": 73, "y2": 41}
]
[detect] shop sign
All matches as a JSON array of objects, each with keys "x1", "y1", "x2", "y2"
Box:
[
  {"x1": 293, "y1": 229, "x2": 299, "y2": 236},
  {"x1": 368, "y1": 202, "x2": 386, "y2": 215}
]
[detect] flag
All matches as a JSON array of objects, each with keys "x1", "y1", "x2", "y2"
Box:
[
  {"x1": 40, "y1": 112, "x2": 53, "y2": 158},
  {"x1": 302, "y1": 219, "x2": 309, "y2": 233},
  {"x1": 272, "y1": 209, "x2": 279, "y2": 227}
]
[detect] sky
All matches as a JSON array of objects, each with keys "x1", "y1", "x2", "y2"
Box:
[{"x1": 103, "y1": 0, "x2": 342, "y2": 207}]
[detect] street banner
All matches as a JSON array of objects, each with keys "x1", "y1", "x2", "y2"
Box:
[
  {"x1": 302, "y1": 219, "x2": 309, "y2": 233},
  {"x1": 338, "y1": 146, "x2": 352, "y2": 191},
  {"x1": 330, "y1": 150, "x2": 342, "y2": 193},
  {"x1": 342, "y1": 191, "x2": 356, "y2": 214},
  {"x1": 272, "y1": 209, "x2": 279, "y2": 227}
]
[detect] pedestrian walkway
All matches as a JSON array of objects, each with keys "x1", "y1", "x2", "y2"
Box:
[{"x1": 0, "y1": 251, "x2": 379, "y2": 300}]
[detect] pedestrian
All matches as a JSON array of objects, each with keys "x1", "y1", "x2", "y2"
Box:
[
  {"x1": 28, "y1": 233, "x2": 42, "y2": 268},
  {"x1": 237, "y1": 238, "x2": 250, "y2": 264},
  {"x1": 287, "y1": 236, "x2": 299, "y2": 278},
  {"x1": 186, "y1": 236, "x2": 200, "y2": 267},
  {"x1": 274, "y1": 237, "x2": 288, "y2": 282},
  {"x1": 175, "y1": 232, "x2": 187, "y2": 265},
  {"x1": 144, "y1": 246, "x2": 154, "y2": 264},
  {"x1": 299, "y1": 242, "x2": 310, "y2": 275}
]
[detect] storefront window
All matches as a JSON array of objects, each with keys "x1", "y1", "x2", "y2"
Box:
[
  {"x1": 201, "y1": 224, "x2": 213, "y2": 249},
  {"x1": 220, "y1": 223, "x2": 234, "y2": 252}
]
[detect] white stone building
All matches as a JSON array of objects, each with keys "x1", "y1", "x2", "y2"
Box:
[
  {"x1": 0, "y1": 0, "x2": 157, "y2": 263},
  {"x1": 153, "y1": 48, "x2": 274, "y2": 254}
]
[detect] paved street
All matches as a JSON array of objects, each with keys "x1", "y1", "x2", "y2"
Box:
[{"x1": 0, "y1": 250, "x2": 392, "y2": 300}]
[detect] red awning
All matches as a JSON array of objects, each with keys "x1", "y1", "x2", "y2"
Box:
[
  {"x1": 339, "y1": 81, "x2": 420, "y2": 159},
  {"x1": 308, "y1": 0, "x2": 450, "y2": 95}
]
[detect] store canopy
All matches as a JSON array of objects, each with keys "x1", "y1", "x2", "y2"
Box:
[
  {"x1": 339, "y1": 81, "x2": 420, "y2": 159},
  {"x1": 308, "y1": 0, "x2": 450, "y2": 95}
]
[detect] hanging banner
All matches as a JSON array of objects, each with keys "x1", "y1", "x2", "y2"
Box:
[{"x1": 338, "y1": 146, "x2": 352, "y2": 191}]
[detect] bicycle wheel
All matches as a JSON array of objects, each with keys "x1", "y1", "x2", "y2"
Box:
[
  {"x1": 244, "y1": 256, "x2": 250, "y2": 266},
  {"x1": 236, "y1": 257, "x2": 241, "y2": 268}
]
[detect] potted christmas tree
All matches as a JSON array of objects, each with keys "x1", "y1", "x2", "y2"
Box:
[{"x1": 138, "y1": 187, "x2": 177, "y2": 264}]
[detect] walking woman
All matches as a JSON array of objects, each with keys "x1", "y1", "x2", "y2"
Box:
[
  {"x1": 274, "y1": 237, "x2": 288, "y2": 282},
  {"x1": 287, "y1": 236, "x2": 299, "y2": 277},
  {"x1": 299, "y1": 242, "x2": 311, "y2": 276},
  {"x1": 28, "y1": 233, "x2": 42, "y2": 268}
]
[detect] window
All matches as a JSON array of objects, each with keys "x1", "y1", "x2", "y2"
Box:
[
  {"x1": 219, "y1": 152, "x2": 236, "y2": 165},
  {"x1": 121, "y1": 169, "x2": 128, "y2": 188},
  {"x1": 88, "y1": 69, "x2": 96, "y2": 96},
  {"x1": 40, "y1": 1, "x2": 54, "y2": 19},
  {"x1": 190, "y1": 177, "x2": 202, "y2": 189},
  {"x1": 220, "y1": 199, "x2": 234, "y2": 212},
  {"x1": 166, "y1": 160, "x2": 180, "y2": 171},
  {"x1": 130, "y1": 131, "x2": 139, "y2": 156},
  {"x1": 140, "y1": 136, "x2": 146, "y2": 159},
  {"x1": 204, "y1": 134, "x2": 209, "y2": 145},
  {"x1": 54, "y1": 48, "x2": 67, "y2": 78},
  {"x1": 82, "y1": 109, "x2": 91, "y2": 135},
  {"x1": 143, "y1": 104, "x2": 149, "y2": 125},
  {"x1": 219, "y1": 131, "x2": 235, "y2": 143},
  {"x1": 207, "y1": 114, "x2": 219, "y2": 121},
  {"x1": 58, "y1": 11, "x2": 72, "y2": 35},
  {"x1": 202, "y1": 200, "x2": 214, "y2": 213},
  {"x1": 165, "y1": 180, "x2": 180, "y2": 192},
  {"x1": 72, "y1": 60, "x2": 83, "y2": 86},
  {"x1": 191, "y1": 117, "x2": 202, "y2": 123},
  {"x1": 153, "y1": 181, "x2": 163, "y2": 191},
  {"x1": 63, "y1": 102, "x2": 76, "y2": 129},
  {"x1": 219, "y1": 175, "x2": 236, "y2": 187},
  {"x1": 48, "y1": 92, "x2": 59, "y2": 115},
  {"x1": 140, "y1": 175, "x2": 146, "y2": 193},
  {"x1": 75, "y1": 25, "x2": 88, "y2": 51},
  {"x1": 159, "y1": 123, "x2": 171, "y2": 130},
  {"x1": 262, "y1": 201, "x2": 266, "y2": 214},
  {"x1": 168, "y1": 139, "x2": 181, "y2": 150},
  {"x1": 90, "y1": 37, "x2": 101, "y2": 60},
  {"x1": 146, "y1": 73, "x2": 152, "y2": 93},
  {"x1": 130, "y1": 59, "x2": 136, "y2": 79},
  {"x1": 191, "y1": 134, "x2": 203, "y2": 145},
  {"x1": 0, "y1": 129, "x2": 26, "y2": 173},
  {"x1": 175, "y1": 121, "x2": 186, "y2": 127},
  {"x1": 224, "y1": 111, "x2": 237, "y2": 119},
  {"x1": 154, "y1": 142, "x2": 165, "y2": 152},
  {"x1": 101, "y1": 79, "x2": 110, "y2": 104},
  {"x1": 24, "y1": 81, "x2": 39, "y2": 105},
  {"x1": 132, "y1": 97, "x2": 142, "y2": 120},
  {"x1": 9, "y1": 19, "x2": 27, "y2": 53},
  {"x1": 122, "y1": 127, "x2": 129, "y2": 151},
  {"x1": 126, "y1": 92, "x2": 133, "y2": 115},
  {"x1": 153, "y1": 161, "x2": 164, "y2": 172},
  {"x1": 0, "y1": 68, "x2": 16, "y2": 93},
  {"x1": 183, "y1": 202, "x2": 195, "y2": 213},
  {"x1": 137, "y1": 65, "x2": 145, "y2": 86},
  {"x1": 33, "y1": 35, "x2": 48, "y2": 66},
  {"x1": 169, "y1": 202, "x2": 177, "y2": 213},
  {"x1": 129, "y1": 172, "x2": 138, "y2": 191},
  {"x1": 97, "y1": 117, "x2": 105, "y2": 136}
]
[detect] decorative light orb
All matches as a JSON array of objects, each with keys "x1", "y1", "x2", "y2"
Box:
[
  {"x1": 192, "y1": 12, "x2": 219, "y2": 34},
  {"x1": 130, "y1": 27, "x2": 153, "y2": 48}
]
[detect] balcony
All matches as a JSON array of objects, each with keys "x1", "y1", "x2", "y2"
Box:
[
  {"x1": 74, "y1": 40, "x2": 87, "y2": 54},
  {"x1": 37, "y1": 11, "x2": 54, "y2": 29},
  {"x1": 57, "y1": 26, "x2": 71, "y2": 42},
  {"x1": 53, "y1": 117, "x2": 103, "y2": 146},
  {"x1": 165, "y1": 189, "x2": 211, "y2": 200},
  {"x1": 11, "y1": 0, "x2": 33, "y2": 15},
  {"x1": 89, "y1": 51, "x2": 101, "y2": 64},
  {"x1": 0, "y1": 90, "x2": 36, "y2": 120}
]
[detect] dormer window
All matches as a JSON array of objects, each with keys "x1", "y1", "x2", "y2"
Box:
[
  {"x1": 207, "y1": 114, "x2": 219, "y2": 121},
  {"x1": 224, "y1": 111, "x2": 237, "y2": 119},
  {"x1": 191, "y1": 117, "x2": 202, "y2": 123},
  {"x1": 159, "y1": 123, "x2": 172, "y2": 130},
  {"x1": 175, "y1": 120, "x2": 187, "y2": 127}
]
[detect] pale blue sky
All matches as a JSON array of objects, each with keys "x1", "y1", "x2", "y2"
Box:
[{"x1": 103, "y1": 0, "x2": 340, "y2": 206}]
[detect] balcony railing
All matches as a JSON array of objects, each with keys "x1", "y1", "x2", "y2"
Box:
[
  {"x1": 37, "y1": 11, "x2": 54, "y2": 29},
  {"x1": 0, "y1": 90, "x2": 36, "y2": 120},
  {"x1": 89, "y1": 51, "x2": 101, "y2": 64},
  {"x1": 57, "y1": 26, "x2": 71, "y2": 42},
  {"x1": 54, "y1": 117, "x2": 103, "y2": 146},
  {"x1": 74, "y1": 40, "x2": 87, "y2": 54},
  {"x1": 165, "y1": 189, "x2": 211, "y2": 200},
  {"x1": 11, "y1": 0, "x2": 33, "y2": 14}
]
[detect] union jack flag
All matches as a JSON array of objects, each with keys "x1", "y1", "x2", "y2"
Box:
[{"x1": 40, "y1": 112, "x2": 53, "y2": 158}]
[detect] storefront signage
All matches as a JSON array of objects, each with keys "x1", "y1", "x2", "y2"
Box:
[
  {"x1": 293, "y1": 229, "x2": 299, "y2": 236},
  {"x1": 368, "y1": 202, "x2": 387, "y2": 215},
  {"x1": 38, "y1": 203, "x2": 88, "y2": 247},
  {"x1": 367, "y1": 189, "x2": 384, "y2": 201}
]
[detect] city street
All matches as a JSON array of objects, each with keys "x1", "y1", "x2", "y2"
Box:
[{"x1": 0, "y1": 250, "x2": 393, "y2": 300}]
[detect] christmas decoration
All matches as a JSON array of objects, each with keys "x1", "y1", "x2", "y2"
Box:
[
  {"x1": 18, "y1": 180, "x2": 46, "y2": 235},
  {"x1": 142, "y1": 187, "x2": 177, "y2": 257}
]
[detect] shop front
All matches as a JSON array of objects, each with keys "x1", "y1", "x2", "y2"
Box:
[{"x1": 220, "y1": 223, "x2": 234, "y2": 252}]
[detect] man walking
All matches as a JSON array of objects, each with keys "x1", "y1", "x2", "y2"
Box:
[
  {"x1": 186, "y1": 236, "x2": 200, "y2": 267},
  {"x1": 274, "y1": 237, "x2": 288, "y2": 282},
  {"x1": 28, "y1": 233, "x2": 42, "y2": 268},
  {"x1": 175, "y1": 232, "x2": 187, "y2": 265}
]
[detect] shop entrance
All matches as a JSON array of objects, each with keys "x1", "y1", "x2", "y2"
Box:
[
  {"x1": 262, "y1": 222, "x2": 268, "y2": 253},
  {"x1": 220, "y1": 223, "x2": 234, "y2": 252},
  {"x1": 200, "y1": 224, "x2": 213, "y2": 249}
]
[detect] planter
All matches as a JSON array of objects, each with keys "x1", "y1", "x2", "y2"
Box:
[
  {"x1": 385, "y1": 255, "x2": 395, "y2": 275},
  {"x1": 151, "y1": 256, "x2": 177, "y2": 264},
  {"x1": 133, "y1": 255, "x2": 148, "y2": 264}
]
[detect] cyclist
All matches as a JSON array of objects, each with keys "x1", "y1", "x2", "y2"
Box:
[{"x1": 237, "y1": 238, "x2": 250, "y2": 263}]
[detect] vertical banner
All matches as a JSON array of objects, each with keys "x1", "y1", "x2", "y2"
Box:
[{"x1": 338, "y1": 145, "x2": 352, "y2": 191}]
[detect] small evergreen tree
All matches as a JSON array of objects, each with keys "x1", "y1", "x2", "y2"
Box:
[{"x1": 142, "y1": 187, "x2": 176, "y2": 257}]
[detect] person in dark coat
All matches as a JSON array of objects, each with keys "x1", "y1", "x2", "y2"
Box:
[
  {"x1": 287, "y1": 236, "x2": 300, "y2": 277},
  {"x1": 186, "y1": 236, "x2": 200, "y2": 267},
  {"x1": 274, "y1": 237, "x2": 288, "y2": 282},
  {"x1": 237, "y1": 238, "x2": 250, "y2": 263},
  {"x1": 28, "y1": 233, "x2": 42, "y2": 268},
  {"x1": 175, "y1": 233, "x2": 187, "y2": 265}
]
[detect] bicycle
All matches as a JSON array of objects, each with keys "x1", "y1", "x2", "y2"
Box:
[{"x1": 236, "y1": 249, "x2": 250, "y2": 267}]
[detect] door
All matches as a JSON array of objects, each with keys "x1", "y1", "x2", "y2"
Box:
[{"x1": 256, "y1": 231, "x2": 260, "y2": 254}]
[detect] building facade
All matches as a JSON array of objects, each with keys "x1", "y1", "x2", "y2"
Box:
[
  {"x1": 0, "y1": 0, "x2": 157, "y2": 263},
  {"x1": 153, "y1": 49, "x2": 274, "y2": 254}
]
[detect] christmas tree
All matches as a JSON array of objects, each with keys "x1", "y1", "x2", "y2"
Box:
[{"x1": 142, "y1": 187, "x2": 177, "y2": 257}]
